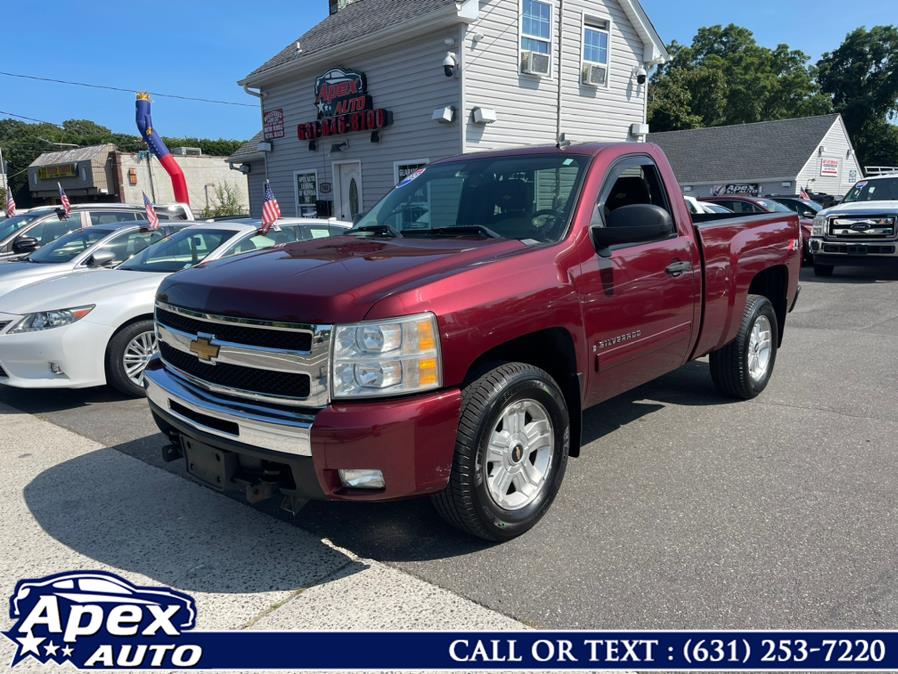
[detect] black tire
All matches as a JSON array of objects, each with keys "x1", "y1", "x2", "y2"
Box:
[
  {"x1": 709, "y1": 294, "x2": 778, "y2": 400},
  {"x1": 813, "y1": 263, "x2": 834, "y2": 277},
  {"x1": 431, "y1": 362, "x2": 570, "y2": 541},
  {"x1": 105, "y1": 319, "x2": 156, "y2": 397}
]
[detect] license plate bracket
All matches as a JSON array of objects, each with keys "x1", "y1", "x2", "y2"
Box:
[{"x1": 182, "y1": 438, "x2": 236, "y2": 490}]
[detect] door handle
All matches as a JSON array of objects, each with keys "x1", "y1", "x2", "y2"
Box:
[{"x1": 665, "y1": 260, "x2": 692, "y2": 277}]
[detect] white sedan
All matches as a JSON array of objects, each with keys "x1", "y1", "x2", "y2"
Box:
[
  {"x1": 0, "y1": 220, "x2": 188, "y2": 297},
  {"x1": 0, "y1": 218, "x2": 349, "y2": 396}
]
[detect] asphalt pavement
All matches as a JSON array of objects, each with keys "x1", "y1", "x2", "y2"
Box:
[{"x1": 3, "y1": 265, "x2": 897, "y2": 631}]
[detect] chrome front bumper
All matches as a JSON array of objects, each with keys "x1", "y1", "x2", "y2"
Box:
[{"x1": 144, "y1": 365, "x2": 314, "y2": 457}]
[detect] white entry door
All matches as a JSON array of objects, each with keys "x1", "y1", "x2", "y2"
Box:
[{"x1": 335, "y1": 161, "x2": 363, "y2": 222}]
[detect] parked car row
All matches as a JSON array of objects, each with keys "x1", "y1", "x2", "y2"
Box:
[{"x1": 0, "y1": 217, "x2": 350, "y2": 396}]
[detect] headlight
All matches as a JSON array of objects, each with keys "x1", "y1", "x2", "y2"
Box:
[
  {"x1": 332, "y1": 313, "x2": 441, "y2": 399},
  {"x1": 812, "y1": 214, "x2": 826, "y2": 237},
  {"x1": 8, "y1": 305, "x2": 94, "y2": 333}
]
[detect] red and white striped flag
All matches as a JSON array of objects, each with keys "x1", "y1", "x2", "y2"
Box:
[
  {"x1": 5, "y1": 188, "x2": 14, "y2": 218},
  {"x1": 57, "y1": 182, "x2": 72, "y2": 220},
  {"x1": 800, "y1": 188, "x2": 810, "y2": 200},
  {"x1": 260, "y1": 180, "x2": 282, "y2": 234},
  {"x1": 143, "y1": 191, "x2": 160, "y2": 230}
]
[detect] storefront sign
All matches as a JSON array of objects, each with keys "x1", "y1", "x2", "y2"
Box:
[
  {"x1": 395, "y1": 161, "x2": 428, "y2": 185},
  {"x1": 264, "y1": 108, "x2": 285, "y2": 139},
  {"x1": 37, "y1": 163, "x2": 78, "y2": 180},
  {"x1": 295, "y1": 170, "x2": 319, "y2": 216},
  {"x1": 297, "y1": 67, "x2": 393, "y2": 142},
  {"x1": 847, "y1": 169, "x2": 858, "y2": 183},
  {"x1": 820, "y1": 158, "x2": 840, "y2": 177},
  {"x1": 712, "y1": 183, "x2": 760, "y2": 196}
]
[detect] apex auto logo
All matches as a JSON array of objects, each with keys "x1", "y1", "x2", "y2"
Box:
[{"x1": 3, "y1": 571, "x2": 201, "y2": 669}]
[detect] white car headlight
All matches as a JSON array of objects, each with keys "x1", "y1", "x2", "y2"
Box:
[
  {"x1": 332, "y1": 313, "x2": 441, "y2": 399},
  {"x1": 812, "y1": 214, "x2": 826, "y2": 237},
  {"x1": 8, "y1": 305, "x2": 95, "y2": 333}
]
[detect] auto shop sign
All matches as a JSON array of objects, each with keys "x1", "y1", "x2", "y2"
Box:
[
  {"x1": 820, "y1": 157, "x2": 840, "y2": 177},
  {"x1": 712, "y1": 183, "x2": 760, "y2": 196},
  {"x1": 264, "y1": 108, "x2": 285, "y2": 139},
  {"x1": 297, "y1": 67, "x2": 393, "y2": 142}
]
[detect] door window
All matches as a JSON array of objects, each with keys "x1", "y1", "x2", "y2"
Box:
[
  {"x1": 27, "y1": 218, "x2": 80, "y2": 245},
  {"x1": 92, "y1": 229, "x2": 167, "y2": 265},
  {"x1": 348, "y1": 178, "x2": 360, "y2": 220},
  {"x1": 89, "y1": 211, "x2": 139, "y2": 226},
  {"x1": 595, "y1": 158, "x2": 673, "y2": 244}
]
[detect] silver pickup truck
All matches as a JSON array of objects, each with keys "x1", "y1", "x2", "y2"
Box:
[{"x1": 810, "y1": 174, "x2": 898, "y2": 276}]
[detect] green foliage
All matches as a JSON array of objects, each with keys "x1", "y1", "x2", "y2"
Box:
[
  {"x1": 817, "y1": 25, "x2": 898, "y2": 167},
  {"x1": 648, "y1": 24, "x2": 831, "y2": 132},
  {"x1": 202, "y1": 181, "x2": 247, "y2": 219},
  {"x1": 0, "y1": 118, "x2": 245, "y2": 207}
]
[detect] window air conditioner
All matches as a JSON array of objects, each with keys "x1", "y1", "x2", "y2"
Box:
[
  {"x1": 521, "y1": 51, "x2": 551, "y2": 76},
  {"x1": 582, "y1": 63, "x2": 607, "y2": 86}
]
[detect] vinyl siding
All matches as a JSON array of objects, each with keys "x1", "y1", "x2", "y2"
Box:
[
  {"x1": 246, "y1": 161, "x2": 266, "y2": 218},
  {"x1": 258, "y1": 28, "x2": 462, "y2": 215},
  {"x1": 795, "y1": 117, "x2": 864, "y2": 196},
  {"x1": 463, "y1": 0, "x2": 647, "y2": 150}
]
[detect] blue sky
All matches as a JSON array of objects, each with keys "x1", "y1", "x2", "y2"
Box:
[{"x1": 1, "y1": 0, "x2": 894, "y2": 141}]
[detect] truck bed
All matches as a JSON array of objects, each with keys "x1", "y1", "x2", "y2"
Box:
[{"x1": 690, "y1": 212, "x2": 801, "y2": 358}]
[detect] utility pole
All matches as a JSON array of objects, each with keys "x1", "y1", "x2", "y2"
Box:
[{"x1": 0, "y1": 145, "x2": 7, "y2": 197}]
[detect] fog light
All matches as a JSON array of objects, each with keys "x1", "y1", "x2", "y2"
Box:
[
  {"x1": 338, "y1": 469, "x2": 385, "y2": 489},
  {"x1": 49, "y1": 362, "x2": 64, "y2": 375}
]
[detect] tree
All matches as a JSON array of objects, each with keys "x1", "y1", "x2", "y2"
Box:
[
  {"x1": 202, "y1": 181, "x2": 246, "y2": 219},
  {"x1": 649, "y1": 24, "x2": 831, "y2": 132},
  {"x1": 817, "y1": 25, "x2": 898, "y2": 168}
]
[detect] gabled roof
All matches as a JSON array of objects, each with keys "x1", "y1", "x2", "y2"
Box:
[
  {"x1": 242, "y1": 0, "x2": 457, "y2": 85},
  {"x1": 648, "y1": 114, "x2": 842, "y2": 184},
  {"x1": 228, "y1": 131, "x2": 265, "y2": 163},
  {"x1": 29, "y1": 143, "x2": 115, "y2": 167}
]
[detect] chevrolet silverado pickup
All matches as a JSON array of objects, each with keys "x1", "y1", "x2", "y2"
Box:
[
  {"x1": 809, "y1": 174, "x2": 898, "y2": 276},
  {"x1": 144, "y1": 143, "x2": 801, "y2": 541}
]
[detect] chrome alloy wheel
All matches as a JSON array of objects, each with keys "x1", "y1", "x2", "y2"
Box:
[
  {"x1": 747, "y1": 315, "x2": 773, "y2": 383},
  {"x1": 123, "y1": 330, "x2": 158, "y2": 386},
  {"x1": 483, "y1": 398, "x2": 554, "y2": 511}
]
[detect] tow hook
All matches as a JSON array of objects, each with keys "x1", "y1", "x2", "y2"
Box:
[
  {"x1": 245, "y1": 482, "x2": 277, "y2": 504},
  {"x1": 161, "y1": 443, "x2": 182, "y2": 463}
]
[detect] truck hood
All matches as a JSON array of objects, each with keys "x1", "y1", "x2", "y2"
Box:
[
  {"x1": 0, "y1": 262, "x2": 75, "y2": 297},
  {"x1": 158, "y1": 235, "x2": 527, "y2": 324},
  {"x1": 0, "y1": 269, "x2": 167, "y2": 315},
  {"x1": 820, "y1": 200, "x2": 898, "y2": 217}
]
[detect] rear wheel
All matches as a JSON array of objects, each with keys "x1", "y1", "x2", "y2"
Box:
[
  {"x1": 431, "y1": 362, "x2": 570, "y2": 541},
  {"x1": 813, "y1": 263, "x2": 834, "y2": 277},
  {"x1": 710, "y1": 294, "x2": 778, "y2": 400},
  {"x1": 106, "y1": 320, "x2": 157, "y2": 397}
]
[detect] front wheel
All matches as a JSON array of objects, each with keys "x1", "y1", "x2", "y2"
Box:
[
  {"x1": 431, "y1": 362, "x2": 570, "y2": 541},
  {"x1": 106, "y1": 319, "x2": 158, "y2": 397},
  {"x1": 709, "y1": 294, "x2": 778, "y2": 400}
]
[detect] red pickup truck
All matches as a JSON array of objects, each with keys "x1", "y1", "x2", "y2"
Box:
[{"x1": 145, "y1": 143, "x2": 801, "y2": 541}]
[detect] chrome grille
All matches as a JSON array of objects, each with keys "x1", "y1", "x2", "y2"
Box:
[
  {"x1": 828, "y1": 215, "x2": 896, "y2": 240},
  {"x1": 154, "y1": 301, "x2": 332, "y2": 408}
]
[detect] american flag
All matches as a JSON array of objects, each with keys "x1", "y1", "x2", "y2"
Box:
[
  {"x1": 800, "y1": 188, "x2": 810, "y2": 200},
  {"x1": 260, "y1": 180, "x2": 282, "y2": 234},
  {"x1": 5, "y1": 188, "x2": 14, "y2": 218},
  {"x1": 143, "y1": 191, "x2": 160, "y2": 230},
  {"x1": 57, "y1": 182, "x2": 72, "y2": 220}
]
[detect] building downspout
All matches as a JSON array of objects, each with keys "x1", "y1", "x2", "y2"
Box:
[
  {"x1": 556, "y1": 0, "x2": 564, "y2": 146},
  {"x1": 243, "y1": 85, "x2": 269, "y2": 181},
  {"x1": 459, "y1": 23, "x2": 467, "y2": 154}
]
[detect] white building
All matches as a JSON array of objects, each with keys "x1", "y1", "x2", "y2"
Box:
[
  {"x1": 649, "y1": 114, "x2": 864, "y2": 199},
  {"x1": 231, "y1": 0, "x2": 666, "y2": 219}
]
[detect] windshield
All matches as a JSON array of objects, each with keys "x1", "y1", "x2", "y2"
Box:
[
  {"x1": 354, "y1": 154, "x2": 591, "y2": 242},
  {"x1": 0, "y1": 212, "x2": 47, "y2": 241},
  {"x1": 29, "y1": 228, "x2": 109, "y2": 263},
  {"x1": 118, "y1": 229, "x2": 234, "y2": 273},
  {"x1": 842, "y1": 178, "x2": 898, "y2": 203}
]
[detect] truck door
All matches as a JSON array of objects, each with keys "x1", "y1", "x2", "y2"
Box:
[{"x1": 575, "y1": 155, "x2": 700, "y2": 406}]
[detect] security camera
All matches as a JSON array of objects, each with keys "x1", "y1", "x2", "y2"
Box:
[
  {"x1": 636, "y1": 65, "x2": 647, "y2": 85},
  {"x1": 443, "y1": 52, "x2": 458, "y2": 78}
]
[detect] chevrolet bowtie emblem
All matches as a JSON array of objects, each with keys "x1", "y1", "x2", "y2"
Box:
[{"x1": 189, "y1": 335, "x2": 220, "y2": 362}]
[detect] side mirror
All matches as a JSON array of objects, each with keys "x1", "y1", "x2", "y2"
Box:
[
  {"x1": 87, "y1": 250, "x2": 117, "y2": 267},
  {"x1": 591, "y1": 204, "x2": 674, "y2": 256},
  {"x1": 801, "y1": 210, "x2": 815, "y2": 218},
  {"x1": 12, "y1": 236, "x2": 39, "y2": 255}
]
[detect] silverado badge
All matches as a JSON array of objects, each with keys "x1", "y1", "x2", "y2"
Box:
[{"x1": 189, "y1": 334, "x2": 220, "y2": 363}]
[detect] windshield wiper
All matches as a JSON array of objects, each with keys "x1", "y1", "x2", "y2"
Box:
[
  {"x1": 348, "y1": 223, "x2": 404, "y2": 238},
  {"x1": 413, "y1": 226, "x2": 504, "y2": 239}
]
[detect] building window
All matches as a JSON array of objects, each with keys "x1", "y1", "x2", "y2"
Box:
[
  {"x1": 521, "y1": 0, "x2": 552, "y2": 55},
  {"x1": 583, "y1": 18, "x2": 609, "y2": 66},
  {"x1": 393, "y1": 160, "x2": 429, "y2": 186}
]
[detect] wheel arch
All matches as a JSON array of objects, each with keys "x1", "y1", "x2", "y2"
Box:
[
  {"x1": 463, "y1": 327, "x2": 583, "y2": 457},
  {"x1": 103, "y1": 313, "x2": 156, "y2": 374},
  {"x1": 748, "y1": 265, "x2": 788, "y2": 345}
]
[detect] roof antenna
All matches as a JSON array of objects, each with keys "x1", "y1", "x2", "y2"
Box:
[{"x1": 556, "y1": 133, "x2": 571, "y2": 149}]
